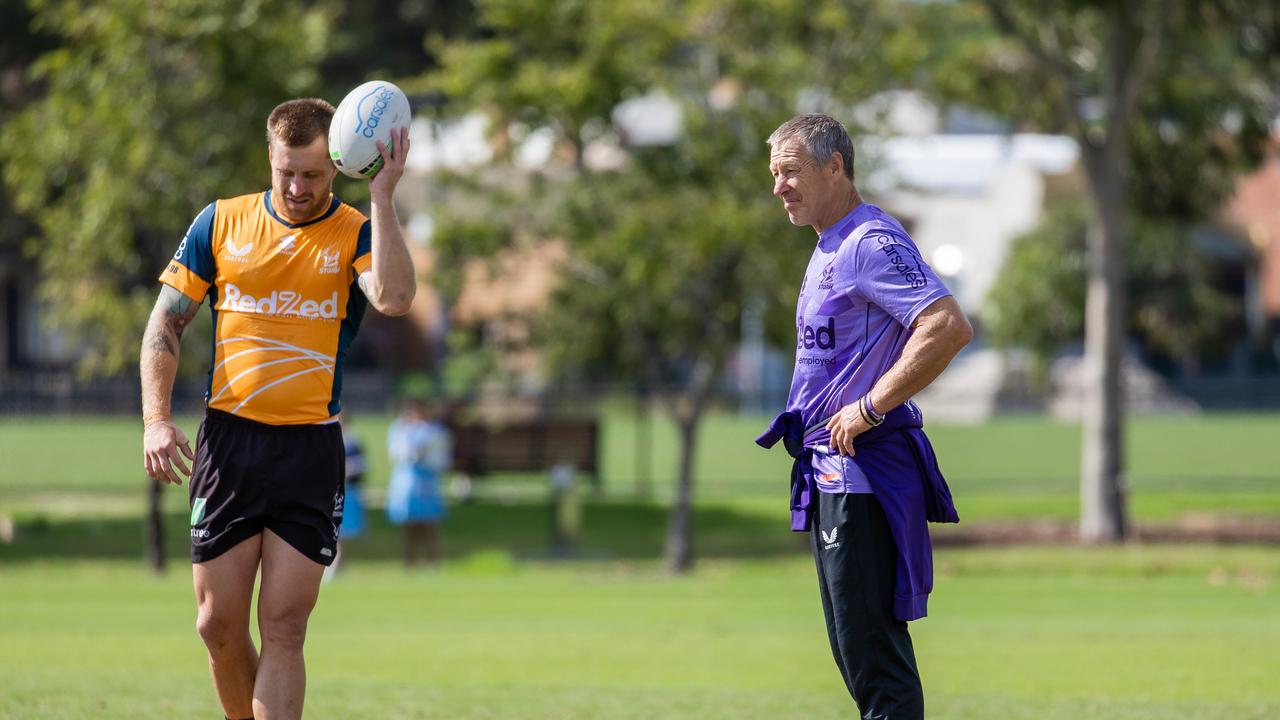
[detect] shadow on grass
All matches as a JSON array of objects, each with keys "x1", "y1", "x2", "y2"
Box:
[{"x1": 0, "y1": 498, "x2": 809, "y2": 565}]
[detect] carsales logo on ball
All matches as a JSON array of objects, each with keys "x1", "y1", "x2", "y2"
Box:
[{"x1": 356, "y1": 87, "x2": 396, "y2": 138}]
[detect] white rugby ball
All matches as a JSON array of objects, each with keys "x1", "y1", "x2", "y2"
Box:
[{"x1": 329, "y1": 80, "x2": 412, "y2": 179}]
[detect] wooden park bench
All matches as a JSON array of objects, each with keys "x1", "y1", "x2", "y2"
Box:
[{"x1": 448, "y1": 417, "x2": 601, "y2": 492}]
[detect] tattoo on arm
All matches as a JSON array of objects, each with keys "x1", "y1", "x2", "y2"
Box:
[
  {"x1": 145, "y1": 286, "x2": 202, "y2": 359},
  {"x1": 162, "y1": 284, "x2": 197, "y2": 317},
  {"x1": 147, "y1": 327, "x2": 178, "y2": 357}
]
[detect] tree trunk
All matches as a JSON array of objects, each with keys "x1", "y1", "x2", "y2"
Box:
[
  {"x1": 635, "y1": 384, "x2": 652, "y2": 499},
  {"x1": 982, "y1": 0, "x2": 1158, "y2": 543},
  {"x1": 145, "y1": 477, "x2": 166, "y2": 574},
  {"x1": 1080, "y1": 189, "x2": 1131, "y2": 538},
  {"x1": 664, "y1": 413, "x2": 699, "y2": 573},
  {"x1": 1077, "y1": 1, "x2": 1153, "y2": 543},
  {"x1": 1078, "y1": 151, "x2": 1129, "y2": 542}
]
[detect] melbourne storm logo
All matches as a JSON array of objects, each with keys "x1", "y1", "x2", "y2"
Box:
[{"x1": 817, "y1": 262, "x2": 835, "y2": 290}]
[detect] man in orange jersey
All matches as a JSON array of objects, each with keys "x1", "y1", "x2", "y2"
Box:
[{"x1": 139, "y1": 98, "x2": 415, "y2": 720}]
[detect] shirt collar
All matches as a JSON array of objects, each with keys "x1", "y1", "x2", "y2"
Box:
[
  {"x1": 263, "y1": 189, "x2": 341, "y2": 229},
  {"x1": 817, "y1": 203, "x2": 876, "y2": 248}
]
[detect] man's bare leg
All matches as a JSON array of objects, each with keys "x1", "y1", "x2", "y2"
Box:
[
  {"x1": 252, "y1": 529, "x2": 324, "y2": 720},
  {"x1": 193, "y1": 534, "x2": 263, "y2": 719}
]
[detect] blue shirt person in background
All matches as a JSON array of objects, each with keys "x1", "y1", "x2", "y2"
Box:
[
  {"x1": 758, "y1": 113, "x2": 972, "y2": 719},
  {"x1": 324, "y1": 412, "x2": 366, "y2": 580},
  {"x1": 386, "y1": 396, "x2": 451, "y2": 567}
]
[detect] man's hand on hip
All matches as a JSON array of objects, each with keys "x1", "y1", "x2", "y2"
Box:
[
  {"x1": 826, "y1": 403, "x2": 873, "y2": 457},
  {"x1": 143, "y1": 420, "x2": 195, "y2": 485}
]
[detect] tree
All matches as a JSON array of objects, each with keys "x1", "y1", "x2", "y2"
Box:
[
  {"x1": 0, "y1": 1, "x2": 57, "y2": 351},
  {"x1": 0, "y1": 0, "x2": 339, "y2": 572},
  {"x1": 538, "y1": 131, "x2": 791, "y2": 572},
  {"x1": 0, "y1": 0, "x2": 335, "y2": 377},
  {"x1": 426, "y1": 0, "x2": 713, "y2": 572},
  {"x1": 930, "y1": 0, "x2": 1274, "y2": 541},
  {"x1": 427, "y1": 0, "x2": 916, "y2": 571},
  {"x1": 994, "y1": 0, "x2": 1164, "y2": 543},
  {"x1": 985, "y1": 202, "x2": 1089, "y2": 387},
  {"x1": 987, "y1": 200, "x2": 1242, "y2": 387},
  {"x1": 429, "y1": 0, "x2": 684, "y2": 174},
  {"x1": 320, "y1": 0, "x2": 476, "y2": 88}
]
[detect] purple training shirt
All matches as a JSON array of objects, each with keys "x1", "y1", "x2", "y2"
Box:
[
  {"x1": 759, "y1": 202, "x2": 960, "y2": 620},
  {"x1": 787, "y1": 203, "x2": 951, "y2": 494}
]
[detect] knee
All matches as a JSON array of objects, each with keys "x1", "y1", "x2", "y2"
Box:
[
  {"x1": 258, "y1": 607, "x2": 310, "y2": 652},
  {"x1": 196, "y1": 607, "x2": 246, "y2": 654}
]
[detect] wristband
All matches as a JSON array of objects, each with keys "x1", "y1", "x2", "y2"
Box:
[{"x1": 861, "y1": 394, "x2": 885, "y2": 426}]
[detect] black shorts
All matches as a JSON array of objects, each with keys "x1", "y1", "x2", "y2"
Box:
[{"x1": 188, "y1": 408, "x2": 345, "y2": 566}]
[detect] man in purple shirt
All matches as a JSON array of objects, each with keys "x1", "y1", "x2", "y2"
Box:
[{"x1": 760, "y1": 114, "x2": 972, "y2": 719}]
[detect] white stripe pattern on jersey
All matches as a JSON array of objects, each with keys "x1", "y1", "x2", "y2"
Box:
[{"x1": 211, "y1": 336, "x2": 336, "y2": 405}]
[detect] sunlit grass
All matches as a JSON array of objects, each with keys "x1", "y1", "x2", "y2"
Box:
[{"x1": 1, "y1": 548, "x2": 1276, "y2": 719}]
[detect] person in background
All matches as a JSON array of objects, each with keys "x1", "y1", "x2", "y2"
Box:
[
  {"x1": 386, "y1": 396, "x2": 450, "y2": 567},
  {"x1": 325, "y1": 411, "x2": 366, "y2": 579}
]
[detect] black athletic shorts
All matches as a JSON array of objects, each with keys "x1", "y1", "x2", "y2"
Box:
[{"x1": 188, "y1": 408, "x2": 345, "y2": 566}]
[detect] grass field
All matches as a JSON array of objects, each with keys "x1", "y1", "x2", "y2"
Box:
[
  {"x1": 3, "y1": 410, "x2": 1279, "y2": 523},
  {"x1": 2, "y1": 411, "x2": 1279, "y2": 718},
  {"x1": 1, "y1": 548, "x2": 1277, "y2": 719}
]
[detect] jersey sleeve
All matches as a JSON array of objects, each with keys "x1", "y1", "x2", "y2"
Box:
[
  {"x1": 352, "y1": 220, "x2": 372, "y2": 278},
  {"x1": 159, "y1": 202, "x2": 216, "y2": 301},
  {"x1": 851, "y1": 231, "x2": 951, "y2": 327}
]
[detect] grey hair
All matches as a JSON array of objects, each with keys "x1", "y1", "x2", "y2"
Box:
[{"x1": 767, "y1": 113, "x2": 855, "y2": 181}]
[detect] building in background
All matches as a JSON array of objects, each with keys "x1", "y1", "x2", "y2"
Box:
[
  {"x1": 855, "y1": 91, "x2": 1080, "y2": 317},
  {"x1": 1224, "y1": 138, "x2": 1280, "y2": 356}
]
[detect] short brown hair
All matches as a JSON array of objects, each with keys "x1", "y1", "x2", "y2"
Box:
[{"x1": 266, "y1": 98, "x2": 335, "y2": 147}]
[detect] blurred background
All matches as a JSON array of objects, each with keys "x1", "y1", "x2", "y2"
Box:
[{"x1": 1, "y1": 1, "x2": 1278, "y2": 718}]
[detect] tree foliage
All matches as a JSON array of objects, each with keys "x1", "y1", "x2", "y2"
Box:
[
  {"x1": 984, "y1": 202, "x2": 1089, "y2": 384},
  {"x1": 987, "y1": 201, "x2": 1242, "y2": 384},
  {"x1": 0, "y1": 0, "x2": 334, "y2": 376},
  {"x1": 933, "y1": 0, "x2": 1272, "y2": 359},
  {"x1": 428, "y1": 0, "x2": 930, "y2": 392},
  {"x1": 430, "y1": 0, "x2": 684, "y2": 170},
  {"x1": 0, "y1": 1, "x2": 57, "y2": 301},
  {"x1": 321, "y1": 0, "x2": 475, "y2": 89},
  {"x1": 934, "y1": 0, "x2": 1275, "y2": 541},
  {"x1": 426, "y1": 0, "x2": 919, "y2": 570}
]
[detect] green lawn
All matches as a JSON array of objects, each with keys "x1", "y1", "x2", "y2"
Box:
[
  {"x1": 1, "y1": 547, "x2": 1276, "y2": 719},
  {"x1": 2, "y1": 413, "x2": 1279, "y2": 718},
  {"x1": 3, "y1": 411, "x2": 1279, "y2": 523}
]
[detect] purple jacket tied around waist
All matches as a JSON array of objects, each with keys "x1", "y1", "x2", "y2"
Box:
[{"x1": 756, "y1": 402, "x2": 959, "y2": 621}]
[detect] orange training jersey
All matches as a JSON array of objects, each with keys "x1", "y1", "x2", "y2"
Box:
[{"x1": 160, "y1": 190, "x2": 373, "y2": 425}]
